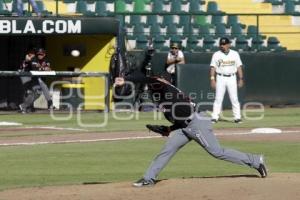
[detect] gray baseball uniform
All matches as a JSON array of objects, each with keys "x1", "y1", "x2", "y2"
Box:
[{"x1": 143, "y1": 112, "x2": 261, "y2": 181}]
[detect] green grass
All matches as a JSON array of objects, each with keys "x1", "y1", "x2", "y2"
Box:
[
  {"x1": 0, "y1": 139, "x2": 299, "y2": 190},
  {"x1": 0, "y1": 107, "x2": 300, "y2": 137},
  {"x1": 0, "y1": 107, "x2": 299, "y2": 190}
]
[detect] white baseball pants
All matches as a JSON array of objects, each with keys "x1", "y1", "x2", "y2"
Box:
[{"x1": 211, "y1": 75, "x2": 241, "y2": 120}]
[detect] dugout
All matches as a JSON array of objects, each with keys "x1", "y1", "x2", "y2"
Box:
[{"x1": 0, "y1": 17, "x2": 119, "y2": 110}]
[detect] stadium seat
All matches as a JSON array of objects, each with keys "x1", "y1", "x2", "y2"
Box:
[
  {"x1": 170, "y1": 0, "x2": 186, "y2": 13},
  {"x1": 76, "y1": 0, "x2": 88, "y2": 14},
  {"x1": 115, "y1": 0, "x2": 133, "y2": 13},
  {"x1": 95, "y1": 1, "x2": 113, "y2": 16},
  {"x1": 226, "y1": 15, "x2": 246, "y2": 29},
  {"x1": 152, "y1": 0, "x2": 165, "y2": 13},
  {"x1": 207, "y1": 1, "x2": 224, "y2": 14},
  {"x1": 247, "y1": 25, "x2": 266, "y2": 40},
  {"x1": 231, "y1": 24, "x2": 244, "y2": 38},
  {"x1": 130, "y1": 15, "x2": 143, "y2": 26},
  {"x1": 189, "y1": 0, "x2": 205, "y2": 14},
  {"x1": 193, "y1": 15, "x2": 208, "y2": 26},
  {"x1": 267, "y1": 36, "x2": 287, "y2": 51},
  {"x1": 150, "y1": 23, "x2": 163, "y2": 36},
  {"x1": 133, "y1": 0, "x2": 150, "y2": 13},
  {"x1": 153, "y1": 35, "x2": 168, "y2": 51},
  {"x1": 215, "y1": 23, "x2": 228, "y2": 37},
  {"x1": 166, "y1": 24, "x2": 180, "y2": 36},
  {"x1": 179, "y1": 15, "x2": 191, "y2": 26},
  {"x1": 202, "y1": 35, "x2": 218, "y2": 51},
  {"x1": 284, "y1": 1, "x2": 300, "y2": 13},
  {"x1": 147, "y1": 15, "x2": 161, "y2": 26},
  {"x1": 186, "y1": 35, "x2": 200, "y2": 51},
  {"x1": 234, "y1": 35, "x2": 250, "y2": 51},
  {"x1": 135, "y1": 34, "x2": 149, "y2": 49},
  {"x1": 0, "y1": 1, "x2": 10, "y2": 15},
  {"x1": 199, "y1": 25, "x2": 211, "y2": 38},
  {"x1": 251, "y1": 37, "x2": 268, "y2": 51},
  {"x1": 163, "y1": 15, "x2": 175, "y2": 25},
  {"x1": 211, "y1": 15, "x2": 224, "y2": 25}
]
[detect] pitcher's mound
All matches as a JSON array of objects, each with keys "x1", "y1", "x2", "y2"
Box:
[{"x1": 0, "y1": 173, "x2": 299, "y2": 200}]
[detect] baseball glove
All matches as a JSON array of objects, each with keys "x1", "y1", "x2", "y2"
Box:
[{"x1": 146, "y1": 124, "x2": 170, "y2": 137}]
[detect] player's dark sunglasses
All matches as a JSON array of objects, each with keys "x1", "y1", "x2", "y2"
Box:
[{"x1": 171, "y1": 47, "x2": 178, "y2": 49}]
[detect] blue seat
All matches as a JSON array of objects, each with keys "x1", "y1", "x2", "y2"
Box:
[
  {"x1": 211, "y1": 15, "x2": 224, "y2": 25},
  {"x1": 199, "y1": 25, "x2": 211, "y2": 38},
  {"x1": 207, "y1": 1, "x2": 224, "y2": 14},
  {"x1": 95, "y1": 1, "x2": 113, "y2": 16},
  {"x1": 247, "y1": 25, "x2": 266, "y2": 40},
  {"x1": 202, "y1": 35, "x2": 218, "y2": 52},
  {"x1": 166, "y1": 24, "x2": 179, "y2": 36},
  {"x1": 147, "y1": 15, "x2": 160, "y2": 26}
]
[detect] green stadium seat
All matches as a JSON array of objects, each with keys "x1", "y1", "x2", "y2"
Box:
[
  {"x1": 231, "y1": 24, "x2": 243, "y2": 38},
  {"x1": 179, "y1": 15, "x2": 190, "y2": 26},
  {"x1": 264, "y1": 0, "x2": 283, "y2": 6},
  {"x1": 189, "y1": 0, "x2": 205, "y2": 14},
  {"x1": 234, "y1": 35, "x2": 250, "y2": 51},
  {"x1": 63, "y1": 0, "x2": 76, "y2": 3},
  {"x1": 246, "y1": 25, "x2": 266, "y2": 40},
  {"x1": 166, "y1": 24, "x2": 179, "y2": 36},
  {"x1": 193, "y1": 15, "x2": 208, "y2": 26},
  {"x1": 163, "y1": 15, "x2": 175, "y2": 25},
  {"x1": 207, "y1": 1, "x2": 224, "y2": 14},
  {"x1": 199, "y1": 25, "x2": 211, "y2": 37},
  {"x1": 202, "y1": 35, "x2": 218, "y2": 52},
  {"x1": 251, "y1": 37, "x2": 268, "y2": 52},
  {"x1": 170, "y1": 0, "x2": 185, "y2": 13},
  {"x1": 0, "y1": 1, "x2": 10, "y2": 15},
  {"x1": 153, "y1": 35, "x2": 168, "y2": 51},
  {"x1": 284, "y1": 1, "x2": 300, "y2": 13},
  {"x1": 147, "y1": 15, "x2": 160, "y2": 26},
  {"x1": 133, "y1": 0, "x2": 149, "y2": 13},
  {"x1": 136, "y1": 34, "x2": 149, "y2": 49},
  {"x1": 150, "y1": 24, "x2": 163, "y2": 36},
  {"x1": 116, "y1": 0, "x2": 133, "y2": 13},
  {"x1": 130, "y1": 15, "x2": 143, "y2": 25},
  {"x1": 169, "y1": 34, "x2": 183, "y2": 44},
  {"x1": 152, "y1": 0, "x2": 165, "y2": 13},
  {"x1": 267, "y1": 36, "x2": 287, "y2": 51},
  {"x1": 132, "y1": 24, "x2": 146, "y2": 37},
  {"x1": 76, "y1": 0, "x2": 88, "y2": 14},
  {"x1": 226, "y1": 15, "x2": 246, "y2": 29},
  {"x1": 95, "y1": 1, "x2": 113, "y2": 16},
  {"x1": 215, "y1": 23, "x2": 228, "y2": 38},
  {"x1": 211, "y1": 15, "x2": 224, "y2": 25},
  {"x1": 186, "y1": 35, "x2": 200, "y2": 51}
]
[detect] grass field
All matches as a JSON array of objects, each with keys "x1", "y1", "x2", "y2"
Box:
[{"x1": 0, "y1": 107, "x2": 299, "y2": 190}]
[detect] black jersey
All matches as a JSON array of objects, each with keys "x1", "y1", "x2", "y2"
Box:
[{"x1": 125, "y1": 72, "x2": 195, "y2": 131}]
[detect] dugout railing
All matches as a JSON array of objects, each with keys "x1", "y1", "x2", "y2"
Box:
[{"x1": 0, "y1": 71, "x2": 111, "y2": 112}]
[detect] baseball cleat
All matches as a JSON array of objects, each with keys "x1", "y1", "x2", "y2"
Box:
[
  {"x1": 234, "y1": 119, "x2": 242, "y2": 124},
  {"x1": 256, "y1": 155, "x2": 268, "y2": 178},
  {"x1": 133, "y1": 178, "x2": 155, "y2": 187},
  {"x1": 211, "y1": 119, "x2": 218, "y2": 123}
]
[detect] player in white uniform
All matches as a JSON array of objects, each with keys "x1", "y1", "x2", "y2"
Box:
[
  {"x1": 166, "y1": 43, "x2": 185, "y2": 85},
  {"x1": 210, "y1": 37, "x2": 244, "y2": 123}
]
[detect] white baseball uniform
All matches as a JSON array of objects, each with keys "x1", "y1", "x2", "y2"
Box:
[
  {"x1": 210, "y1": 49, "x2": 242, "y2": 120},
  {"x1": 166, "y1": 50, "x2": 184, "y2": 74}
]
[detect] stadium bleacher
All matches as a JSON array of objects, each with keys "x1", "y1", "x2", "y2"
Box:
[{"x1": 1, "y1": 0, "x2": 300, "y2": 51}]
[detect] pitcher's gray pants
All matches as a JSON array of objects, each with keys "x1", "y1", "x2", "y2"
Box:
[{"x1": 144, "y1": 112, "x2": 261, "y2": 181}]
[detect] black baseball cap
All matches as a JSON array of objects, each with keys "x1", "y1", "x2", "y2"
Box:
[{"x1": 219, "y1": 37, "x2": 230, "y2": 45}]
